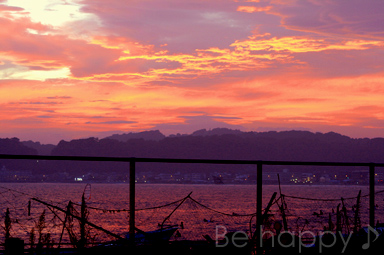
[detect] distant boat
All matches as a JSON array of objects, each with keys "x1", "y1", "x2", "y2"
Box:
[
  {"x1": 96, "y1": 226, "x2": 178, "y2": 250},
  {"x1": 125, "y1": 227, "x2": 179, "y2": 244}
]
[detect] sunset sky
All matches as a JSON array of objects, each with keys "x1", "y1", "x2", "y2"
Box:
[{"x1": 1, "y1": 0, "x2": 384, "y2": 144}]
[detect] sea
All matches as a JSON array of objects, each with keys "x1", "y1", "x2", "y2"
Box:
[{"x1": 0, "y1": 183, "x2": 382, "y2": 245}]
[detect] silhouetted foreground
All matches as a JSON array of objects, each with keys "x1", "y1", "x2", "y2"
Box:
[{"x1": 1, "y1": 147, "x2": 384, "y2": 255}]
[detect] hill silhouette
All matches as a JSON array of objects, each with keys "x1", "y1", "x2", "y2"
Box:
[
  {"x1": 22, "y1": 140, "x2": 55, "y2": 155},
  {"x1": 1, "y1": 129, "x2": 383, "y2": 175},
  {"x1": 0, "y1": 138, "x2": 39, "y2": 171},
  {"x1": 104, "y1": 130, "x2": 165, "y2": 142}
]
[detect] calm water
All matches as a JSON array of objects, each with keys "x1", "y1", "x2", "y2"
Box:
[{"x1": 0, "y1": 183, "x2": 381, "y2": 245}]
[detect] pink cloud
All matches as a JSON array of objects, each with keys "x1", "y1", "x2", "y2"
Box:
[
  {"x1": 292, "y1": 48, "x2": 384, "y2": 78},
  {"x1": 6, "y1": 0, "x2": 381, "y2": 85},
  {"x1": 0, "y1": 17, "x2": 110, "y2": 71},
  {"x1": 0, "y1": 21, "x2": 163, "y2": 79},
  {"x1": 0, "y1": 4, "x2": 23, "y2": 12}
]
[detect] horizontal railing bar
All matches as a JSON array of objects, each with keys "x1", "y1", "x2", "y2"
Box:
[{"x1": 0, "y1": 154, "x2": 384, "y2": 167}]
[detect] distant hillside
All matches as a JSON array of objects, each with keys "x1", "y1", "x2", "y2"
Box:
[
  {"x1": 0, "y1": 138, "x2": 39, "y2": 171},
  {"x1": 191, "y1": 128, "x2": 243, "y2": 136},
  {"x1": 47, "y1": 130, "x2": 384, "y2": 174},
  {"x1": 0, "y1": 138, "x2": 38, "y2": 155},
  {"x1": 1, "y1": 130, "x2": 384, "y2": 174},
  {"x1": 104, "y1": 128, "x2": 244, "y2": 140},
  {"x1": 104, "y1": 130, "x2": 166, "y2": 142},
  {"x1": 22, "y1": 141, "x2": 56, "y2": 155}
]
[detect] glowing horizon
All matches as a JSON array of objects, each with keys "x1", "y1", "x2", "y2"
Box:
[{"x1": 1, "y1": 0, "x2": 384, "y2": 144}]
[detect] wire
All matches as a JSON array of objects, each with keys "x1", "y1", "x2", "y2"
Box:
[
  {"x1": 187, "y1": 196, "x2": 256, "y2": 217},
  {"x1": 283, "y1": 189, "x2": 384, "y2": 202},
  {"x1": 72, "y1": 197, "x2": 185, "y2": 213}
]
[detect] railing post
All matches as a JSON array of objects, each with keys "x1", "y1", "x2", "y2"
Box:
[
  {"x1": 256, "y1": 161, "x2": 263, "y2": 253},
  {"x1": 369, "y1": 163, "x2": 375, "y2": 227},
  {"x1": 129, "y1": 159, "x2": 136, "y2": 245}
]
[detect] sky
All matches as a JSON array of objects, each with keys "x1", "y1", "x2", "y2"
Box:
[{"x1": 1, "y1": 0, "x2": 384, "y2": 144}]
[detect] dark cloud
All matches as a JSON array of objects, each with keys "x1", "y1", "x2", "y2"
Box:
[
  {"x1": 46, "y1": 96, "x2": 72, "y2": 99},
  {"x1": 11, "y1": 101, "x2": 61, "y2": 105},
  {"x1": 286, "y1": 98, "x2": 329, "y2": 102},
  {"x1": 271, "y1": 0, "x2": 384, "y2": 40},
  {"x1": 151, "y1": 115, "x2": 245, "y2": 135},
  {"x1": 79, "y1": 0, "x2": 276, "y2": 53},
  {"x1": 86, "y1": 120, "x2": 137, "y2": 124}
]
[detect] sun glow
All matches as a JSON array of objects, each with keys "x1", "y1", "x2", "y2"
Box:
[{"x1": 6, "y1": 0, "x2": 96, "y2": 28}]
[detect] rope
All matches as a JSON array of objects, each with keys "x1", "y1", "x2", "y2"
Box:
[
  {"x1": 0, "y1": 185, "x2": 186, "y2": 214},
  {"x1": 283, "y1": 189, "x2": 384, "y2": 202},
  {"x1": 187, "y1": 196, "x2": 256, "y2": 217},
  {"x1": 0, "y1": 185, "x2": 256, "y2": 218},
  {"x1": 0, "y1": 186, "x2": 69, "y2": 210},
  {"x1": 72, "y1": 197, "x2": 185, "y2": 213}
]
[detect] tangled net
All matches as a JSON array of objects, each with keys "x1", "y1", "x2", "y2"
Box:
[
  {"x1": 1, "y1": 184, "x2": 384, "y2": 251},
  {"x1": 0, "y1": 185, "x2": 257, "y2": 249}
]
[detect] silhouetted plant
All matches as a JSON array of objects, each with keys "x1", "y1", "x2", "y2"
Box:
[
  {"x1": 29, "y1": 227, "x2": 35, "y2": 251},
  {"x1": 32, "y1": 210, "x2": 53, "y2": 253},
  {"x1": 3, "y1": 208, "x2": 11, "y2": 240},
  {"x1": 36, "y1": 210, "x2": 46, "y2": 244}
]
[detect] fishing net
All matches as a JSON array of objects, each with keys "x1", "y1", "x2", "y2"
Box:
[
  {"x1": 280, "y1": 186, "x2": 384, "y2": 235},
  {"x1": 0, "y1": 185, "x2": 258, "y2": 249},
  {"x1": 0, "y1": 185, "x2": 135, "y2": 248},
  {"x1": 154, "y1": 195, "x2": 256, "y2": 241},
  {"x1": 2, "y1": 183, "x2": 384, "y2": 252},
  {"x1": 0, "y1": 186, "x2": 67, "y2": 247}
]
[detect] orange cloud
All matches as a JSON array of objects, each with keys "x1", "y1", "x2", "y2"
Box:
[
  {"x1": 231, "y1": 36, "x2": 384, "y2": 53},
  {"x1": 2, "y1": 71, "x2": 384, "y2": 143},
  {"x1": 80, "y1": 34, "x2": 382, "y2": 85},
  {"x1": 89, "y1": 36, "x2": 156, "y2": 56},
  {"x1": 237, "y1": 6, "x2": 272, "y2": 13},
  {"x1": 105, "y1": 44, "x2": 294, "y2": 85}
]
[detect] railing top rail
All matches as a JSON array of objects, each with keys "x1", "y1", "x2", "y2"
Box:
[{"x1": 0, "y1": 154, "x2": 384, "y2": 167}]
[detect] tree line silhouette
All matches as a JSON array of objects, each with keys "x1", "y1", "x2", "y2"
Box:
[{"x1": 0, "y1": 129, "x2": 383, "y2": 175}]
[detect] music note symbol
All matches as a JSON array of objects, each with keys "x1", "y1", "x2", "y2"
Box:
[{"x1": 362, "y1": 226, "x2": 379, "y2": 250}]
